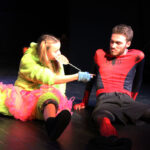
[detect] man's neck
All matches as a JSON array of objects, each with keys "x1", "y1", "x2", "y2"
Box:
[{"x1": 123, "y1": 49, "x2": 128, "y2": 55}]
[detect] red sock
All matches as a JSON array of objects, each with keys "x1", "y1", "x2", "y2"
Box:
[{"x1": 98, "y1": 117, "x2": 118, "y2": 137}]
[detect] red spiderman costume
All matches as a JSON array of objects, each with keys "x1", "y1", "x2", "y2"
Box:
[
  {"x1": 73, "y1": 24, "x2": 150, "y2": 149},
  {"x1": 78, "y1": 48, "x2": 150, "y2": 137},
  {"x1": 94, "y1": 49, "x2": 144, "y2": 100},
  {"x1": 74, "y1": 24, "x2": 150, "y2": 141}
]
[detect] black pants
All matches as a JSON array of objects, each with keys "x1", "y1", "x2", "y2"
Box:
[{"x1": 92, "y1": 92, "x2": 150, "y2": 125}]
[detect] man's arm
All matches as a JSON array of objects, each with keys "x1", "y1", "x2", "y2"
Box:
[
  {"x1": 131, "y1": 58, "x2": 145, "y2": 100},
  {"x1": 73, "y1": 65, "x2": 97, "y2": 110}
]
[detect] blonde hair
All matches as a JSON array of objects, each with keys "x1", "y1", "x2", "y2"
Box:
[{"x1": 37, "y1": 34, "x2": 61, "y2": 74}]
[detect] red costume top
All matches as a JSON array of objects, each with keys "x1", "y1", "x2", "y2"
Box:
[{"x1": 83, "y1": 49, "x2": 145, "y2": 105}]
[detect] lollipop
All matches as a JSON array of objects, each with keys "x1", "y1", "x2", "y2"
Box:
[{"x1": 55, "y1": 55, "x2": 81, "y2": 71}]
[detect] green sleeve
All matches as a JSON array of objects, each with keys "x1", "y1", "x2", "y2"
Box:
[{"x1": 19, "y1": 47, "x2": 55, "y2": 85}]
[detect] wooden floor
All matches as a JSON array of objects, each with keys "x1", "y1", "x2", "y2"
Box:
[{"x1": 0, "y1": 67, "x2": 150, "y2": 150}]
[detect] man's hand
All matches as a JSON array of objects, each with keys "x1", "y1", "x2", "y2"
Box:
[
  {"x1": 73, "y1": 102, "x2": 85, "y2": 111},
  {"x1": 131, "y1": 92, "x2": 138, "y2": 101}
]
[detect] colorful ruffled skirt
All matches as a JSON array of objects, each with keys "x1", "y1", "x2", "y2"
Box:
[{"x1": 0, "y1": 82, "x2": 74, "y2": 121}]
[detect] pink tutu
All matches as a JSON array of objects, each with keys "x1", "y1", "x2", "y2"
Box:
[{"x1": 0, "y1": 82, "x2": 74, "y2": 121}]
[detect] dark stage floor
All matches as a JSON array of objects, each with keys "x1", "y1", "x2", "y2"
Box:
[{"x1": 0, "y1": 67, "x2": 150, "y2": 150}]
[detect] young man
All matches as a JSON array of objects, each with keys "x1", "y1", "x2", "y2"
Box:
[{"x1": 74, "y1": 24, "x2": 150, "y2": 137}]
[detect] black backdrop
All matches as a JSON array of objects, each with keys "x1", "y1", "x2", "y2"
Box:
[{"x1": 0, "y1": 0, "x2": 150, "y2": 82}]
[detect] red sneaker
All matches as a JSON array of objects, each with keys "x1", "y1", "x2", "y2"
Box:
[{"x1": 99, "y1": 117, "x2": 118, "y2": 137}]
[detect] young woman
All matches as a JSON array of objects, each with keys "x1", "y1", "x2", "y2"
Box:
[{"x1": 0, "y1": 34, "x2": 92, "y2": 140}]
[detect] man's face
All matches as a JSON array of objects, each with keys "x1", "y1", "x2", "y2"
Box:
[{"x1": 109, "y1": 33, "x2": 131, "y2": 56}]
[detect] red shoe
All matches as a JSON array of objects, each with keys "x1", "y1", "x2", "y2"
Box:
[{"x1": 99, "y1": 117, "x2": 118, "y2": 137}]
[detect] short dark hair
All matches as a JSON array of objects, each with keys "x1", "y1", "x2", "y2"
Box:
[{"x1": 112, "y1": 24, "x2": 133, "y2": 42}]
